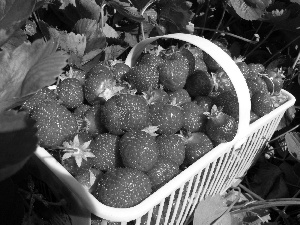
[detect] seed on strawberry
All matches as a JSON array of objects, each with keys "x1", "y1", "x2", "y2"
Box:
[
  {"x1": 146, "y1": 157, "x2": 179, "y2": 191},
  {"x1": 21, "y1": 87, "x2": 57, "y2": 113},
  {"x1": 251, "y1": 92, "x2": 275, "y2": 117},
  {"x1": 111, "y1": 62, "x2": 130, "y2": 82},
  {"x1": 137, "y1": 53, "x2": 164, "y2": 69},
  {"x1": 246, "y1": 76, "x2": 269, "y2": 96},
  {"x1": 158, "y1": 52, "x2": 189, "y2": 91},
  {"x1": 125, "y1": 63, "x2": 159, "y2": 93},
  {"x1": 181, "y1": 101, "x2": 207, "y2": 132},
  {"x1": 179, "y1": 46, "x2": 195, "y2": 75},
  {"x1": 156, "y1": 134, "x2": 185, "y2": 166},
  {"x1": 102, "y1": 93, "x2": 150, "y2": 135},
  {"x1": 185, "y1": 70, "x2": 214, "y2": 97},
  {"x1": 184, "y1": 132, "x2": 214, "y2": 166},
  {"x1": 95, "y1": 167, "x2": 152, "y2": 208},
  {"x1": 248, "y1": 63, "x2": 265, "y2": 74},
  {"x1": 119, "y1": 130, "x2": 159, "y2": 172},
  {"x1": 168, "y1": 89, "x2": 191, "y2": 106},
  {"x1": 57, "y1": 78, "x2": 84, "y2": 109},
  {"x1": 31, "y1": 100, "x2": 78, "y2": 148},
  {"x1": 205, "y1": 105, "x2": 238, "y2": 144},
  {"x1": 89, "y1": 133, "x2": 121, "y2": 171},
  {"x1": 149, "y1": 102, "x2": 183, "y2": 135}
]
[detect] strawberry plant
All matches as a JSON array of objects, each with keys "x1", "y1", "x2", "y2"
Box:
[{"x1": 2, "y1": 0, "x2": 300, "y2": 224}]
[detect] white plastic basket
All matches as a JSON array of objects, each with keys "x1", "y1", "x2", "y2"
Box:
[{"x1": 34, "y1": 33, "x2": 296, "y2": 224}]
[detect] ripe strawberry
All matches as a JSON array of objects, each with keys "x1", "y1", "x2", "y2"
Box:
[
  {"x1": 137, "y1": 53, "x2": 164, "y2": 68},
  {"x1": 168, "y1": 89, "x2": 191, "y2": 106},
  {"x1": 235, "y1": 57, "x2": 250, "y2": 79},
  {"x1": 265, "y1": 68, "x2": 284, "y2": 95},
  {"x1": 158, "y1": 52, "x2": 189, "y2": 91},
  {"x1": 95, "y1": 167, "x2": 152, "y2": 208},
  {"x1": 184, "y1": 132, "x2": 214, "y2": 166},
  {"x1": 84, "y1": 64, "x2": 120, "y2": 105},
  {"x1": 57, "y1": 78, "x2": 84, "y2": 109},
  {"x1": 60, "y1": 134, "x2": 95, "y2": 176},
  {"x1": 193, "y1": 95, "x2": 213, "y2": 113},
  {"x1": 119, "y1": 130, "x2": 159, "y2": 172},
  {"x1": 125, "y1": 63, "x2": 159, "y2": 93},
  {"x1": 73, "y1": 104, "x2": 91, "y2": 119},
  {"x1": 102, "y1": 94, "x2": 149, "y2": 135},
  {"x1": 246, "y1": 76, "x2": 269, "y2": 96},
  {"x1": 248, "y1": 63, "x2": 265, "y2": 74},
  {"x1": 149, "y1": 102, "x2": 183, "y2": 135},
  {"x1": 181, "y1": 101, "x2": 207, "y2": 132},
  {"x1": 156, "y1": 134, "x2": 185, "y2": 166},
  {"x1": 89, "y1": 133, "x2": 121, "y2": 171},
  {"x1": 75, "y1": 168, "x2": 103, "y2": 193},
  {"x1": 21, "y1": 87, "x2": 57, "y2": 113},
  {"x1": 146, "y1": 157, "x2": 179, "y2": 191},
  {"x1": 214, "y1": 91, "x2": 239, "y2": 120},
  {"x1": 212, "y1": 69, "x2": 234, "y2": 93},
  {"x1": 205, "y1": 105, "x2": 238, "y2": 143},
  {"x1": 185, "y1": 70, "x2": 214, "y2": 97},
  {"x1": 143, "y1": 88, "x2": 169, "y2": 105},
  {"x1": 189, "y1": 46, "x2": 207, "y2": 72},
  {"x1": 82, "y1": 104, "x2": 107, "y2": 137},
  {"x1": 250, "y1": 111, "x2": 259, "y2": 123},
  {"x1": 203, "y1": 40, "x2": 231, "y2": 72},
  {"x1": 179, "y1": 46, "x2": 195, "y2": 75},
  {"x1": 111, "y1": 62, "x2": 130, "y2": 82},
  {"x1": 251, "y1": 92, "x2": 274, "y2": 117},
  {"x1": 31, "y1": 100, "x2": 77, "y2": 148}
]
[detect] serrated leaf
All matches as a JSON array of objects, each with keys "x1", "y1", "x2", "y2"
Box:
[
  {"x1": 74, "y1": 18, "x2": 106, "y2": 53},
  {"x1": 58, "y1": 0, "x2": 76, "y2": 9},
  {"x1": 0, "y1": 0, "x2": 36, "y2": 47},
  {"x1": 59, "y1": 32, "x2": 86, "y2": 57},
  {"x1": 193, "y1": 194, "x2": 228, "y2": 225},
  {"x1": 1, "y1": 28, "x2": 27, "y2": 52},
  {"x1": 103, "y1": 23, "x2": 119, "y2": 38},
  {"x1": 232, "y1": 208, "x2": 271, "y2": 225},
  {"x1": 0, "y1": 39, "x2": 68, "y2": 111},
  {"x1": 229, "y1": 0, "x2": 264, "y2": 21},
  {"x1": 285, "y1": 132, "x2": 300, "y2": 161},
  {"x1": 0, "y1": 110, "x2": 38, "y2": 181},
  {"x1": 104, "y1": 45, "x2": 127, "y2": 60},
  {"x1": 291, "y1": 0, "x2": 300, "y2": 4},
  {"x1": 108, "y1": 0, "x2": 145, "y2": 22}
]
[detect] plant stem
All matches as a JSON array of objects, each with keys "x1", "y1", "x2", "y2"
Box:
[
  {"x1": 139, "y1": 0, "x2": 156, "y2": 41},
  {"x1": 292, "y1": 50, "x2": 300, "y2": 69},
  {"x1": 268, "y1": 124, "x2": 300, "y2": 143},
  {"x1": 264, "y1": 35, "x2": 300, "y2": 66},
  {"x1": 194, "y1": 27, "x2": 256, "y2": 43},
  {"x1": 245, "y1": 25, "x2": 276, "y2": 58},
  {"x1": 211, "y1": 0, "x2": 228, "y2": 40},
  {"x1": 200, "y1": 0, "x2": 211, "y2": 37},
  {"x1": 244, "y1": 21, "x2": 263, "y2": 55},
  {"x1": 32, "y1": 12, "x2": 47, "y2": 42}
]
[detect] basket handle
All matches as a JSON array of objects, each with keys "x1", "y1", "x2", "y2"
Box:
[{"x1": 125, "y1": 33, "x2": 251, "y2": 143}]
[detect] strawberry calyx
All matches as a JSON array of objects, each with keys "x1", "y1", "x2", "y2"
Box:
[
  {"x1": 61, "y1": 134, "x2": 95, "y2": 167},
  {"x1": 141, "y1": 125, "x2": 159, "y2": 136},
  {"x1": 204, "y1": 105, "x2": 224, "y2": 120},
  {"x1": 96, "y1": 79, "x2": 125, "y2": 101}
]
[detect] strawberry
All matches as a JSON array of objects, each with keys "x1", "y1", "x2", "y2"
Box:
[
  {"x1": 248, "y1": 63, "x2": 265, "y2": 74},
  {"x1": 102, "y1": 94, "x2": 149, "y2": 135},
  {"x1": 146, "y1": 157, "x2": 179, "y2": 191},
  {"x1": 57, "y1": 78, "x2": 84, "y2": 109},
  {"x1": 181, "y1": 101, "x2": 207, "y2": 132},
  {"x1": 193, "y1": 95, "x2": 213, "y2": 113},
  {"x1": 205, "y1": 105, "x2": 238, "y2": 143},
  {"x1": 31, "y1": 100, "x2": 77, "y2": 148},
  {"x1": 214, "y1": 91, "x2": 239, "y2": 120},
  {"x1": 111, "y1": 62, "x2": 130, "y2": 82},
  {"x1": 95, "y1": 167, "x2": 152, "y2": 208},
  {"x1": 149, "y1": 102, "x2": 183, "y2": 135},
  {"x1": 168, "y1": 89, "x2": 191, "y2": 106},
  {"x1": 212, "y1": 69, "x2": 234, "y2": 93},
  {"x1": 156, "y1": 134, "x2": 185, "y2": 166},
  {"x1": 137, "y1": 53, "x2": 164, "y2": 69},
  {"x1": 179, "y1": 46, "x2": 195, "y2": 75},
  {"x1": 246, "y1": 76, "x2": 269, "y2": 96},
  {"x1": 89, "y1": 133, "x2": 121, "y2": 171},
  {"x1": 184, "y1": 132, "x2": 214, "y2": 166},
  {"x1": 143, "y1": 88, "x2": 169, "y2": 105},
  {"x1": 265, "y1": 68, "x2": 284, "y2": 95},
  {"x1": 189, "y1": 46, "x2": 207, "y2": 72},
  {"x1": 75, "y1": 168, "x2": 103, "y2": 193},
  {"x1": 60, "y1": 134, "x2": 95, "y2": 176},
  {"x1": 158, "y1": 52, "x2": 189, "y2": 91},
  {"x1": 250, "y1": 111, "x2": 259, "y2": 123},
  {"x1": 251, "y1": 92, "x2": 275, "y2": 117},
  {"x1": 203, "y1": 40, "x2": 231, "y2": 72},
  {"x1": 235, "y1": 57, "x2": 250, "y2": 79},
  {"x1": 125, "y1": 63, "x2": 159, "y2": 93},
  {"x1": 82, "y1": 104, "x2": 107, "y2": 137},
  {"x1": 84, "y1": 64, "x2": 121, "y2": 105},
  {"x1": 185, "y1": 70, "x2": 214, "y2": 97},
  {"x1": 119, "y1": 130, "x2": 159, "y2": 172},
  {"x1": 73, "y1": 104, "x2": 91, "y2": 119},
  {"x1": 21, "y1": 87, "x2": 57, "y2": 113}
]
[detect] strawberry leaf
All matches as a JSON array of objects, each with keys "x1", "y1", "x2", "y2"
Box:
[
  {"x1": 74, "y1": 18, "x2": 107, "y2": 53},
  {"x1": 0, "y1": 110, "x2": 38, "y2": 181},
  {"x1": 58, "y1": 0, "x2": 76, "y2": 9},
  {"x1": 130, "y1": 0, "x2": 155, "y2": 11},
  {"x1": 193, "y1": 194, "x2": 228, "y2": 225},
  {"x1": 229, "y1": 0, "x2": 265, "y2": 21},
  {"x1": 0, "y1": 0, "x2": 36, "y2": 47},
  {"x1": 107, "y1": 0, "x2": 145, "y2": 22},
  {"x1": 59, "y1": 32, "x2": 86, "y2": 57},
  {"x1": 285, "y1": 132, "x2": 300, "y2": 162},
  {"x1": 0, "y1": 39, "x2": 68, "y2": 112},
  {"x1": 103, "y1": 23, "x2": 119, "y2": 38}
]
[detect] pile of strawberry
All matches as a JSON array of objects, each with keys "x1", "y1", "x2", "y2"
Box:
[{"x1": 20, "y1": 40, "x2": 288, "y2": 210}]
